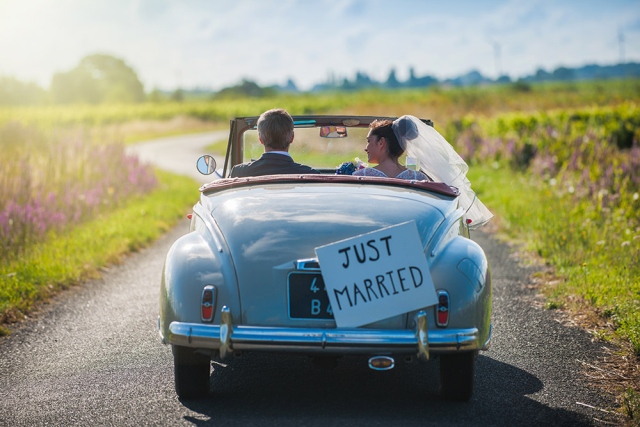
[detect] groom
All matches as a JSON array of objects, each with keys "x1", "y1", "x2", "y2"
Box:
[{"x1": 230, "y1": 108, "x2": 319, "y2": 177}]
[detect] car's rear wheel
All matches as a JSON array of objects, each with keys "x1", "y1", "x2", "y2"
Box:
[
  {"x1": 439, "y1": 351, "x2": 477, "y2": 401},
  {"x1": 172, "y1": 345, "x2": 211, "y2": 399}
]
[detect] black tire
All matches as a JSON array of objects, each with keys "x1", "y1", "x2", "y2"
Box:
[
  {"x1": 172, "y1": 345, "x2": 211, "y2": 399},
  {"x1": 439, "y1": 351, "x2": 477, "y2": 401}
]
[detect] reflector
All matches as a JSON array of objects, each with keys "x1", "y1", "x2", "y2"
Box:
[{"x1": 368, "y1": 356, "x2": 395, "y2": 370}]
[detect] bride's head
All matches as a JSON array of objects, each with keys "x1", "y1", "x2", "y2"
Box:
[{"x1": 366, "y1": 119, "x2": 404, "y2": 164}]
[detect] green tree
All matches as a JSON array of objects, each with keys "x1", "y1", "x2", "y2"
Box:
[
  {"x1": 170, "y1": 88, "x2": 184, "y2": 102},
  {"x1": 215, "y1": 79, "x2": 276, "y2": 98},
  {"x1": 147, "y1": 88, "x2": 168, "y2": 103},
  {"x1": 50, "y1": 54, "x2": 145, "y2": 104},
  {"x1": 0, "y1": 76, "x2": 48, "y2": 106},
  {"x1": 385, "y1": 68, "x2": 401, "y2": 88}
]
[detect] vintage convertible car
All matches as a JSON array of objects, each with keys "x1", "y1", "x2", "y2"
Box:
[{"x1": 158, "y1": 115, "x2": 492, "y2": 401}]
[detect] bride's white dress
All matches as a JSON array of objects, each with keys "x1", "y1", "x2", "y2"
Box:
[{"x1": 353, "y1": 168, "x2": 430, "y2": 180}]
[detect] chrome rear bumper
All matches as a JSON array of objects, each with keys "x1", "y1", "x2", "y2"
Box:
[{"x1": 164, "y1": 306, "x2": 490, "y2": 360}]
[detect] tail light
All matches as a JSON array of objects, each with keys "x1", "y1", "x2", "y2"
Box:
[
  {"x1": 201, "y1": 285, "x2": 216, "y2": 322},
  {"x1": 435, "y1": 290, "x2": 449, "y2": 327}
]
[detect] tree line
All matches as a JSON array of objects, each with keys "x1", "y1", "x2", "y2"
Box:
[
  {"x1": 1, "y1": 54, "x2": 145, "y2": 106},
  {"x1": 2, "y1": 53, "x2": 639, "y2": 106}
]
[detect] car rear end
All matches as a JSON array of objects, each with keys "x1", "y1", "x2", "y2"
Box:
[{"x1": 160, "y1": 177, "x2": 491, "y2": 400}]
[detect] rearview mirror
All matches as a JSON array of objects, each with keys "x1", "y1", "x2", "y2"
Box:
[
  {"x1": 319, "y1": 126, "x2": 347, "y2": 138},
  {"x1": 196, "y1": 155, "x2": 217, "y2": 175}
]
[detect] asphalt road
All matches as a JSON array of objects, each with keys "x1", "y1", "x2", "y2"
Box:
[
  {"x1": 126, "y1": 130, "x2": 229, "y2": 183},
  {"x1": 0, "y1": 132, "x2": 621, "y2": 426}
]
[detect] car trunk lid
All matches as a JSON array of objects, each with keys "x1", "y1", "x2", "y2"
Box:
[{"x1": 208, "y1": 182, "x2": 454, "y2": 328}]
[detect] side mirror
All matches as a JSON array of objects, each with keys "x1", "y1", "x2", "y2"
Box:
[
  {"x1": 319, "y1": 126, "x2": 347, "y2": 138},
  {"x1": 196, "y1": 155, "x2": 217, "y2": 175}
]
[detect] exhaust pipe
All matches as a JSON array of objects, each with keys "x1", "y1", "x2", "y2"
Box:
[{"x1": 368, "y1": 356, "x2": 395, "y2": 371}]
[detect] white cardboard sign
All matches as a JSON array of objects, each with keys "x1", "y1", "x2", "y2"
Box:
[{"x1": 315, "y1": 221, "x2": 437, "y2": 328}]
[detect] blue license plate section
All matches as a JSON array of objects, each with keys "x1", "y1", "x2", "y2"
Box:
[{"x1": 288, "y1": 273, "x2": 334, "y2": 319}]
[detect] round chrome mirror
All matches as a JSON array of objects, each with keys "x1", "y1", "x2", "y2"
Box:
[{"x1": 196, "y1": 155, "x2": 217, "y2": 175}]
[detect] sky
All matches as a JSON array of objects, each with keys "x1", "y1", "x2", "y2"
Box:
[{"x1": 1, "y1": 0, "x2": 639, "y2": 92}]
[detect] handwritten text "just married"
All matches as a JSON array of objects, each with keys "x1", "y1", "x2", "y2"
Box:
[{"x1": 333, "y1": 235, "x2": 425, "y2": 311}]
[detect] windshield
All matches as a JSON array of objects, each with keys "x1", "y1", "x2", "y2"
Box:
[{"x1": 242, "y1": 127, "x2": 369, "y2": 171}]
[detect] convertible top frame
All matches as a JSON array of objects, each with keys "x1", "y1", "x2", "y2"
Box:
[{"x1": 222, "y1": 115, "x2": 434, "y2": 177}]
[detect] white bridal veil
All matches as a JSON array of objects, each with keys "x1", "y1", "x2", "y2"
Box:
[{"x1": 392, "y1": 115, "x2": 493, "y2": 229}]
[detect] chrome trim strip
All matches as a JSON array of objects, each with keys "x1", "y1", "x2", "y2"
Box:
[
  {"x1": 482, "y1": 324, "x2": 493, "y2": 350},
  {"x1": 295, "y1": 258, "x2": 320, "y2": 271},
  {"x1": 414, "y1": 311, "x2": 429, "y2": 361},
  {"x1": 428, "y1": 208, "x2": 465, "y2": 257},
  {"x1": 220, "y1": 306, "x2": 233, "y2": 359},
  {"x1": 193, "y1": 203, "x2": 224, "y2": 253},
  {"x1": 168, "y1": 321, "x2": 481, "y2": 357},
  {"x1": 158, "y1": 316, "x2": 166, "y2": 344}
]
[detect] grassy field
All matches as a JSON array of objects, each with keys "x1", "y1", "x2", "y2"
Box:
[
  {"x1": 468, "y1": 164, "x2": 639, "y2": 421},
  {"x1": 456, "y1": 103, "x2": 640, "y2": 353},
  {"x1": 1, "y1": 79, "x2": 638, "y2": 130},
  {"x1": 0, "y1": 169, "x2": 197, "y2": 333},
  {"x1": 0, "y1": 79, "x2": 638, "y2": 420},
  {"x1": 458, "y1": 101, "x2": 639, "y2": 420}
]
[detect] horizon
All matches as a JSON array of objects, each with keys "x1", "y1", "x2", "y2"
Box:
[
  {"x1": 1, "y1": 0, "x2": 639, "y2": 92},
  {"x1": 175, "y1": 60, "x2": 640, "y2": 93}
]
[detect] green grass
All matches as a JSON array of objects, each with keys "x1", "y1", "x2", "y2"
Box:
[
  {"x1": 623, "y1": 387, "x2": 640, "y2": 423},
  {"x1": 470, "y1": 163, "x2": 640, "y2": 422},
  {"x1": 204, "y1": 137, "x2": 230, "y2": 154},
  {"x1": 0, "y1": 169, "x2": 197, "y2": 334},
  {"x1": 3, "y1": 79, "x2": 638, "y2": 134},
  {"x1": 121, "y1": 121, "x2": 226, "y2": 145},
  {"x1": 468, "y1": 164, "x2": 640, "y2": 355}
]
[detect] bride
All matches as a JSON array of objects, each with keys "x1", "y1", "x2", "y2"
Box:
[{"x1": 354, "y1": 115, "x2": 493, "y2": 229}]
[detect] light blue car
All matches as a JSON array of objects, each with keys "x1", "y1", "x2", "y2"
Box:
[{"x1": 159, "y1": 115, "x2": 492, "y2": 401}]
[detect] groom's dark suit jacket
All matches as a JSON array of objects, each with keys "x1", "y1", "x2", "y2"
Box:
[{"x1": 229, "y1": 152, "x2": 319, "y2": 177}]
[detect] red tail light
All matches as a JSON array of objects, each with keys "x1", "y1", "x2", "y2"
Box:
[
  {"x1": 201, "y1": 285, "x2": 216, "y2": 322},
  {"x1": 435, "y1": 290, "x2": 449, "y2": 327}
]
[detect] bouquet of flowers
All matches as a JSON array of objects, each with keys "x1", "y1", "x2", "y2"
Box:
[{"x1": 335, "y1": 158, "x2": 366, "y2": 175}]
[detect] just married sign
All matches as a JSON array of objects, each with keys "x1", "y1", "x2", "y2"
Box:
[{"x1": 315, "y1": 221, "x2": 437, "y2": 328}]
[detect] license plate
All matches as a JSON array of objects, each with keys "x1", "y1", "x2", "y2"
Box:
[{"x1": 288, "y1": 273, "x2": 334, "y2": 319}]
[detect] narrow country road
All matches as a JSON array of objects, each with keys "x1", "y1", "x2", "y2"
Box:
[
  {"x1": 127, "y1": 130, "x2": 229, "y2": 183},
  {"x1": 0, "y1": 132, "x2": 621, "y2": 426}
]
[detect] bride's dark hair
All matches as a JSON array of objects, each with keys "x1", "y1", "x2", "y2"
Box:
[{"x1": 369, "y1": 119, "x2": 404, "y2": 158}]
